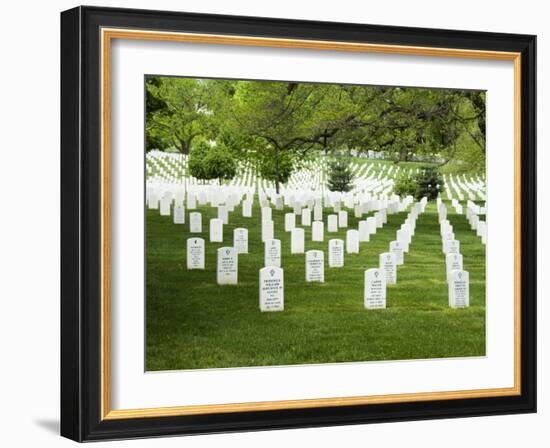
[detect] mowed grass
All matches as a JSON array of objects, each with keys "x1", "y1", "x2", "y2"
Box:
[{"x1": 146, "y1": 201, "x2": 485, "y2": 371}]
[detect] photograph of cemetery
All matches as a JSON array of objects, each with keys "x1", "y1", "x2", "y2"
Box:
[{"x1": 145, "y1": 76, "x2": 487, "y2": 371}]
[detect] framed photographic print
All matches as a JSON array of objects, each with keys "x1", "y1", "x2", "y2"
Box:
[{"x1": 60, "y1": 6, "x2": 536, "y2": 442}]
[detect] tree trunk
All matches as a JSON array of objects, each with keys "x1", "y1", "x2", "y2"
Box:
[
  {"x1": 178, "y1": 140, "x2": 189, "y2": 155},
  {"x1": 275, "y1": 146, "x2": 280, "y2": 194}
]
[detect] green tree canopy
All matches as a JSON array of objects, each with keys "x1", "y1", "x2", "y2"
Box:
[
  {"x1": 146, "y1": 77, "x2": 487, "y2": 180},
  {"x1": 203, "y1": 144, "x2": 237, "y2": 184},
  {"x1": 187, "y1": 140, "x2": 211, "y2": 181},
  {"x1": 145, "y1": 77, "x2": 233, "y2": 154},
  {"x1": 188, "y1": 141, "x2": 237, "y2": 184}
]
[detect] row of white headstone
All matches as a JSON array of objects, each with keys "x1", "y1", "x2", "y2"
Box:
[
  {"x1": 438, "y1": 198, "x2": 486, "y2": 246},
  {"x1": 438, "y1": 203, "x2": 470, "y2": 308},
  {"x1": 364, "y1": 199, "x2": 426, "y2": 309},
  {"x1": 465, "y1": 202, "x2": 487, "y2": 245},
  {"x1": 147, "y1": 172, "x2": 411, "y2": 216},
  {"x1": 151, "y1": 185, "x2": 411, "y2": 235},
  {"x1": 184, "y1": 199, "x2": 404, "y2": 274},
  {"x1": 146, "y1": 149, "x2": 405, "y2": 196},
  {"x1": 186, "y1": 202, "x2": 420, "y2": 311},
  {"x1": 443, "y1": 173, "x2": 486, "y2": 202},
  {"x1": 186, "y1": 198, "x2": 467, "y2": 312}
]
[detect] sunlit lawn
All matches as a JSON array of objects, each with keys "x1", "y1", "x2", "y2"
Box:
[{"x1": 146, "y1": 201, "x2": 485, "y2": 371}]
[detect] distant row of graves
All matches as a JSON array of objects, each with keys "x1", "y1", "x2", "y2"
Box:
[
  {"x1": 148, "y1": 180, "x2": 487, "y2": 313},
  {"x1": 146, "y1": 150, "x2": 486, "y2": 202}
]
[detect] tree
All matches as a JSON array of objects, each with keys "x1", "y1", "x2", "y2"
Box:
[
  {"x1": 188, "y1": 141, "x2": 237, "y2": 184},
  {"x1": 414, "y1": 167, "x2": 444, "y2": 200},
  {"x1": 145, "y1": 78, "x2": 226, "y2": 154},
  {"x1": 187, "y1": 140, "x2": 210, "y2": 181},
  {"x1": 230, "y1": 82, "x2": 366, "y2": 192},
  {"x1": 229, "y1": 81, "x2": 313, "y2": 192},
  {"x1": 146, "y1": 76, "x2": 487, "y2": 179},
  {"x1": 348, "y1": 88, "x2": 486, "y2": 172},
  {"x1": 255, "y1": 146, "x2": 295, "y2": 187},
  {"x1": 203, "y1": 144, "x2": 237, "y2": 185},
  {"x1": 327, "y1": 159, "x2": 354, "y2": 192},
  {"x1": 393, "y1": 167, "x2": 444, "y2": 200},
  {"x1": 145, "y1": 77, "x2": 171, "y2": 151},
  {"x1": 393, "y1": 173, "x2": 417, "y2": 198}
]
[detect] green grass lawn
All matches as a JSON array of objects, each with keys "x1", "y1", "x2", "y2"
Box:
[{"x1": 145, "y1": 200, "x2": 485, "y2": 371}]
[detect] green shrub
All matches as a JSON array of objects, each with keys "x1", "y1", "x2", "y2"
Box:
[
  {"x1": 393, "y1": 173, "x2": 417, "y2": 198},
  {"x1": 415, "y1": 167, "x2": 444, "y2": 200},
  {"x1": 393, "y1": 167, "x2": 444, "y2": 200},
  {"x1": 327, "y1": 160, "x2": 354, "y2": 192}
]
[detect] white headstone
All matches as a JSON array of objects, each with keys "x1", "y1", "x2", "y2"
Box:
[
  {"x1": 259, "y1": 267, "x2": 284, "y2": 312},
  {"x1": 366, "y1": 217, "x2": 377, "y2": 235},
  {"x1": 396, "y1": 228, "x2": 410, "y2": 252},
  {"x1": 446, "y1": 253, "x2": 463, "y2": 283},
  {"x1": 189, "y1": 212, "x2": 202, "y2": 233},
  {"x1": 476, "y1": 221, "x2": 486, "y2": 238},
  {"x1": 264, "y1": 239, "x2": 281, "y2": 267},
  {"x1": 364, "y1": 268, "x2": 386, "y2": 309},
  {"x1": 148, "y1": 193, "x2": 159, "y2": 209},
  {"x1": 374, "y1": 211, "x2": 383, "y2": 228},
  {"x1": 261, "y1": 207, "x2": 272, "y2": 222},
  {"x1": 291, "y1": 228, "x2": 305, "y2": 254},
  {"x1": 346, "y1": 230, "x2": 359, "y2": 254},
  {"x1": 233, "y1": 228, "x2": 248, "y2": 254},
  {"x1": 209, "y1": 218, "x2": 223, "y2": 243},
  {"x1": 173, "y1": 204, "x2": 185, "y2": 224},
  {"x1": 216, "y1": 247, "x2": 238, "y2": 285},
  {"x1": 314, "y1": 205, "x2": 323, "y2": 221},
  {"x1": 217, "y1": 205, "x2": 229, "y2": 224},
  {"x1": 261, "y1": 219, "x2": 274, "y2": 242},
  {"x1": 380, "y1": 208, "x2": 388, "y2": 225},
  {"x1": 338, "y1": 210, "x2": 348, "y2": 228},
  {"x1": 187, "y1": 192, "x2": 196, "y2": 210},
  {"x1": 301, "y1": 208, "x2": 312, "y2": 226},
  {"x1": 328, "y1": 239, "x2": 345, "y2": 268},
  {"x1": 389, "y1": 240, "x2": 404, "y2": 265},
  {"x1": 306, "y1": 250, "x2": 325, "y2": 282},
  {"x1": 242, "y1": 201, "x2": 252, "y2": 218},
  {"x1": 197, "y1": 191, "x2": 207, "y2": 205},
  {"x1": 448, "y1": 270, "x2": 469, "y2": 308},
  {"x1": 312, "y1": 221, "x2": 324, "y2": 242},
  {"x1": 160, "y1": 197, "x2": 171, "y2": 216},
  {"x1": 440, "y1": 221, "x2": 452, "y2": 236},
  {"x1": 328, "y1": 214, "x2": 338, "y2": 232},
  {"x1": 358, "y1": 221, "x2": 370, "y2": 242},
  {"x1": 441, "y1": 232, "x2": 455, "y2": 252},
  {"x1": 285, "y1": 213, "x2": 296, "y2": 232},
  {"x1": 186, "y1": 238, "x2": 205, "y2": 270},
  {"x1": 445, "y1": 239, "x2": 460, "y2": 255},
  {"x1": 379, "y1": 252, "x2": 397, "y2": 284}
]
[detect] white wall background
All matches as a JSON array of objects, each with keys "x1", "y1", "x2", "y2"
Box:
[{"x1": 0, "y1": 0, "x2": 546, "y2": 446}]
